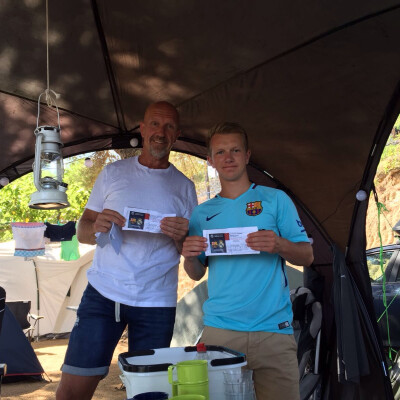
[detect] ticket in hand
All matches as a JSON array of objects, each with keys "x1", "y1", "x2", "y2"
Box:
[
  {"x1": 122, "y1": 207, "x2": 175, "y2": 234},
  {"x1": 203, "y1": 226, "x2": 260, "y2": 256}
]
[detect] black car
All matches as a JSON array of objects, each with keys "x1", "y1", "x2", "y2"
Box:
[{"x1": 367, "y1": 243, "x2": 400, "y2": 348}]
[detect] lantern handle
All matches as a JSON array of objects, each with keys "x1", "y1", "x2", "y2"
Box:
[
  {"x1": 36, "y1": 89, "x2": 61, "y2": 129},
  {"x1": 32, "y1": 130, "x2": 42, "y2": 191}
]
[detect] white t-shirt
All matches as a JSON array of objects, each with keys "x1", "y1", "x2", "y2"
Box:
[{"x1": 85, "y1": 156, "x2": 198, "y2": 307}]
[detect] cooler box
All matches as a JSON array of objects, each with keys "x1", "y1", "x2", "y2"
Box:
[{"x1": 118, "y1": 345, "x2": 247, "y2": 400}]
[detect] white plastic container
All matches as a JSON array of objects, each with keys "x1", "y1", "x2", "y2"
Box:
[{"x1": 118, "y1": 345, "x2": 247, "y2": 400}]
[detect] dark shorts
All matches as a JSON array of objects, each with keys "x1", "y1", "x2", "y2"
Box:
[{"x1": 61, "y1": 283, "x2": 176, "y2": 376}]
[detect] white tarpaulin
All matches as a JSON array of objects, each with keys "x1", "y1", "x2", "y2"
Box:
[{"x1": 0, "y1": 241, "x2": 94, "y2": 336}]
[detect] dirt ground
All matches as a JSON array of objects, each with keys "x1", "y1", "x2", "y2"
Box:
[
  {"x1": 1, "y1": 338, "x2": 129, "y2": 400},
  {"x1": 1, "y1": 263, "x2": 203, "y2": 400}
]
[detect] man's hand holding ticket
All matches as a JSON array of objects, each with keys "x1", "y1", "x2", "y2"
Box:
[
  {"x1": 123, "y1": 207, "x2": 175, "y2": 234},
  {"x1": 203, "y1": 226, "x2": 260, "y2": 256}
]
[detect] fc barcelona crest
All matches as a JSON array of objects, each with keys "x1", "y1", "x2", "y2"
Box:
[{"x1": 246, "y1": 201, "x2": 263, "y2": 216}]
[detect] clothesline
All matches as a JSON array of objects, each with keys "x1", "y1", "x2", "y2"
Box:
[{"x1": 10, "y1": 221, "x2": 80, "y2": 261}]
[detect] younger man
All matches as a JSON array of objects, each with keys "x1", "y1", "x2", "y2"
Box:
[{"x1": 182, "y1": 122, "x2": 313, "y2": 400}]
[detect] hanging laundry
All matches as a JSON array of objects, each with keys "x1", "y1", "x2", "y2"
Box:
[
  {"x1": 44, "y1": 221, "x2": 76, "y2": 242},
  {"x1": 11, "y1": 222, "x2": 46, "y2": 257},
  {"x1": 60, "y1": 234, "x2": 80, "y2": 261}
]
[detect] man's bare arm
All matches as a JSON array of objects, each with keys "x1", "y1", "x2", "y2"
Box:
[
  {"x1": 246, "y1": 230, "x2": 314, "y2": 266},
  {"x1": 160, "y1": 216, "x2": 190, "y2": 254},
  {"x1": 184, "y1": 256, "x2": 207, "y2": 281},
  {"x1": 276, "y1": 239, "x2": 313, "y2": 266},
  {"x1": 77, "y1": 209, "x2": 98, "y2": 245},
  {"x1": 182, "y1": 235, "x2": 208, "y2": 280}
]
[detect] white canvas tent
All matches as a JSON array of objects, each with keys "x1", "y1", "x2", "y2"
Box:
[{"x1": 0, "y1": 241, "x2": 94, "y2": 337}]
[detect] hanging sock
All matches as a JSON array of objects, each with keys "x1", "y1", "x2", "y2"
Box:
[
  {"x1": 11, "y1": 222, "x2": 46, "y2": 257},
  {"x1": 60, "y1": 234, "x2": 80, "y2": 261},
  {"x1": 44, "y1": 221, "x2": 76, "y2": 242}
]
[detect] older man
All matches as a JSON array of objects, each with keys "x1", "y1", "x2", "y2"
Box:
[{"x1": 56, "y1": 101, "x2": 198, "y2": 400}]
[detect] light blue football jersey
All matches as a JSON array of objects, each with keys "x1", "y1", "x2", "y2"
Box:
[{"x1": 189, "y1": 183, "x2": 309, "y2": 333}]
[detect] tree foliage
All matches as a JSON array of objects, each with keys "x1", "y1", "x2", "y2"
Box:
[
  {"x1": 0, "y1": 158, "x2": 94, "y2": 241},
  {"x1": 169, "y1": 152, "x2": 220, "y2": 202},
  {"x1": 80, "y1": 151, "x2": 120, "y2": 188},
  {"x1": 376, "y1": 117, "x2": 400, "y2": 179},
  {"x1": 169, "y1": 151, "x2": 206, "y2": 184},
  {"x1": 0, "y1": 149, "x2": 218, "y2": 242},
  {"x1": 394, "y1": 114, "x2": 400, "y2": 131}
]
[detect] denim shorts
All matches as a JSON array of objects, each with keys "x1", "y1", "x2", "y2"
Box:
[{"x1": 61, "y1": 283, "x2": 176, "y2": 377}]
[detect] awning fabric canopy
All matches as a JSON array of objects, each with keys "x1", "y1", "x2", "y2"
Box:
[{"x1": 1, "y1": 1, "x2": 400, "y2": 398}]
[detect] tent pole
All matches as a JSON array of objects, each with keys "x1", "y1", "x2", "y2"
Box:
[{"x1": 32, "y1": 258, "x2": 40, "y2": 340}]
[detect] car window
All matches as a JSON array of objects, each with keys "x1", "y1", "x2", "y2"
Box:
[{"x1": 367, "y1": 250, "x2": 394, "y2": 282}]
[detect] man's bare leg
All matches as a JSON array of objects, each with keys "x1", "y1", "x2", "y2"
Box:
[{"x1": 56, "y1": 372, "x2": 102, "y2": 400}]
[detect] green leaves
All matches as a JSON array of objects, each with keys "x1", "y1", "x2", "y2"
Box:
[
  {"x1": 0, "y1": 158, "x2": 92, "y2": 241},
  {"x1": 0, "y1": 149, "x2": 219, "y2": 242}
]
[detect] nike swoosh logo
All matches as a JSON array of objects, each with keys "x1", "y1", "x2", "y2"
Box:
[{"x1": 206, "y1": 213, "x2": 221, "y2": 221}]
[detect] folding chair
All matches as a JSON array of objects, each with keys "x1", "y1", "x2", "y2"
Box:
[
  {"x1": 0, "y1": 287, "x2": 5, "y2": 333},
  {"x1": 5, "y1": 300, "x2": 44, "y2": 341},
  {"x1": 290, "y1": 287, "x2": 322, "y2": 400}
]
